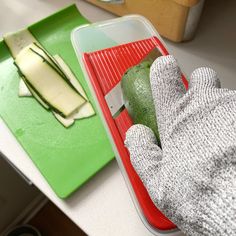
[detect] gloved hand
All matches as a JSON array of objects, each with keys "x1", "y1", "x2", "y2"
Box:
[{"x1": 125, "y1": 55, "x2": 236, "y2": 236}]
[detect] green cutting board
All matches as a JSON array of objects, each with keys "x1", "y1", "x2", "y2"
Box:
[{"x1": 0, "y1": 5, "x2": 114, "y2": 198}]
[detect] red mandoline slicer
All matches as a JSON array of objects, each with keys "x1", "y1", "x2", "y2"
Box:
[
  {"x1": 71, "y1": 15, "x2": 188, "y2": 235},
  {"x1": 82, "y1": 37, "x2": 188, "y2": 234}
]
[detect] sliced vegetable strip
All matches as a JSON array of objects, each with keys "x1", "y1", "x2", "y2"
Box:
[{"x1": 15, "y1": 44, "x2": 86, "y2": 117}]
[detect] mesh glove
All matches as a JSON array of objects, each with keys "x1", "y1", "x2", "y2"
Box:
[{"x1": 125, "y1": 55, "x2": 236, "y2": 236}]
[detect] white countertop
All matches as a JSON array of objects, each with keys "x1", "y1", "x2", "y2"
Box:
[{"x1": 0, "y1": 0, "x2": 235, "y2": 236}]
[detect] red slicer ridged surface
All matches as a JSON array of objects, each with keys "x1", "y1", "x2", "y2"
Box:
[{"x1": 83, "y1": 37, "x2": 188, "y2": 231}]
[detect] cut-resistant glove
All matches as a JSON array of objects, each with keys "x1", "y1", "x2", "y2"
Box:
[{"x1": 125, "y1": 55, "x2": 236, "y2": 236}]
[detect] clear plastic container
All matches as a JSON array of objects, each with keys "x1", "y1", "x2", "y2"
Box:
[
  {"x1": 71, "y1": 15, "x2": 168, "y2": 54},
  {"x1": 71, "y1": 15, "x2": 185, "y2": 236}
]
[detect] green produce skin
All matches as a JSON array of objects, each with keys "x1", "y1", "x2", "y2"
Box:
[{"x1": 121, "y1": 61, "x2": 160, "y2": 145}]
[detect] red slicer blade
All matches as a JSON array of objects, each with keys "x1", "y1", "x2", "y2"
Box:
[{"x1": 83, "y1": 36, "x2": 188, "y2": 231}]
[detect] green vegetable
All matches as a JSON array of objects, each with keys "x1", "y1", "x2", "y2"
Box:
[{"x1": 121, "y1": 61, "x2": 160, "y2": 144}]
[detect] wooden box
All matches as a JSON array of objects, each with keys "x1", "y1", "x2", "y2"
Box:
[{"x1": 85, "y1": 0, "x2": 205, "y2": 42}]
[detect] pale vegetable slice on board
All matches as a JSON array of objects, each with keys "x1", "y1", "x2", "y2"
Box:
[
  {"x1": 72, "y1": 102, "x2": 95, "y2": 119},
  {"x1": 18, "y1": 54, "x2": 89, "y2": 100},
  {"x1": 56, "y1": 102, "x2": 95, "y2": 127},
  {"x1": 51, "y1": 101, "x2": 95, "y2": 127},
  {"x1": 18, "y1": 54, "x2": 95, "y2": 127},
  {"x1": 53, "y1": 55, "x2": 95, "y2": 119},
  {"x1": 18, "y1": 55, "x2": 95, "y2": 110},
  {"x1": 21, "y1": 77, "x2": 49, "y2": 110},
  {"x1": 15, "y1": 44, "x2": 86, "y2": 117},
  {"x1": 6, "y1": 28, "x2": 95, "y2": 127},
  {"x1": 4, "y1": 29, "x2": 38, "y2": 58},
  {"x1": 53, "y1": 112, "x2": 74, "y2": 128},
  {"x1": 53, "y1": 55, "x2": 88, "y2": 100},
  {"x1": 19, "y1": 79, "x2": 32, "y2": 97}
]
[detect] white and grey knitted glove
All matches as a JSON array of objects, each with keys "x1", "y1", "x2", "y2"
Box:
[{"x1": 125, "y1": 55, "x2": 236, "y2": 236}]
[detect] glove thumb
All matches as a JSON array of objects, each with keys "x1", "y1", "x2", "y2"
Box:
[{"x1": 125, "y1": 124, "x2": 163, "y2": 192}]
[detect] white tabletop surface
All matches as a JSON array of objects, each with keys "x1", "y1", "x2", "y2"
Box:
[{"x1": 0, "y1": 0, "x2": 235, "y2": 236}]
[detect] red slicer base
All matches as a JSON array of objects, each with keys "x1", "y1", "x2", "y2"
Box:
[{"x1": 83, "y1": 37, "x2": 188, "y2": 231}]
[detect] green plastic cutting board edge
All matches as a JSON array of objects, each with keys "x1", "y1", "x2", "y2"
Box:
[{"x1": 0, "y1": 5, "x2": 114, "y2": 198}]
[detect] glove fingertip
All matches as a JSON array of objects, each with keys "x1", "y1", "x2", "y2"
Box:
[
  {"x1": 125, "y1": 124, "x2": 157, "y2": 149},
  {"x1": 190, "y1": 67, "x2": 221, "y2": 89},
  {"x1": 149, "y1": 55, "x2": 185, "y2": 114},
  {"x1": 150, "y1": 55, "x2": 180, "y2": 86}
]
